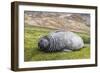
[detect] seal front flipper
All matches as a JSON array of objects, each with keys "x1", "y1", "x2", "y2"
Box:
[{"x1": 63, "y1": 48, "x2": 72, "y2": 52}]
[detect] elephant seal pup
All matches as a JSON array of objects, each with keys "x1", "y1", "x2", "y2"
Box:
[{"x1": 38, "y1": 31, "x2": 84, "y2": 52}]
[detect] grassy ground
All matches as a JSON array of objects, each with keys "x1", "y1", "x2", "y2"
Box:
[{"x1": 24, "y1": 25, "x2": 90, "y2": 61}]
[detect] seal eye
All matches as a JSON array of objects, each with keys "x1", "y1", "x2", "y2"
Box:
[{"x1": 38, "y1": 38, "x2": 49, "y2": 50}]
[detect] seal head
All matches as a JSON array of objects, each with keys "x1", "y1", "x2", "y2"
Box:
[{"x1": 38, "y1": 36, "x2": 50, "y2": 51}]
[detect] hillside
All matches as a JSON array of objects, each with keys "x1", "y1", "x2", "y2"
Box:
[{"x1": 24, "y1": 11, "x2": 90, "y2": 34}]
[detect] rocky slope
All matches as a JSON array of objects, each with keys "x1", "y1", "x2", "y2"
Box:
[{"x1": 24, "y1": 11, "x2": 90, "y2": 34}]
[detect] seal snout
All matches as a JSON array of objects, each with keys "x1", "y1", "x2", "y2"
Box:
[{"x1": 38, "y1": 38, "x2": 49, "y2": 50}]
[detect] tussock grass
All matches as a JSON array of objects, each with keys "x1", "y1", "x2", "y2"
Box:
[{"x1": 24, "y1": 26, "x2": 90, "y2": 61}]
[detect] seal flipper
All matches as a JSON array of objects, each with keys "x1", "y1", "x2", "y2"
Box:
[{"x1": 63, "y1": 48, "x2": 72, "y2": 52}]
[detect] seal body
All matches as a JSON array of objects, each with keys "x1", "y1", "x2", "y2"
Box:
[{"x1": 38, "y1": 31, "x2": 84, "y2": 52}]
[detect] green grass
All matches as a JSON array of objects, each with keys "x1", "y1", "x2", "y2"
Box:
[
  {"x1": 77, "y1": 33, "x2": 90, "y2": 44},
  {"x1": 24, "y1": 25, "x2": 90, "y2": 61}
]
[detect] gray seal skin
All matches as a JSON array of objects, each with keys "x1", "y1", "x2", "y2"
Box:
[{"x1": 38, "y1": 31, "x2": 84, "y2": 52}]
